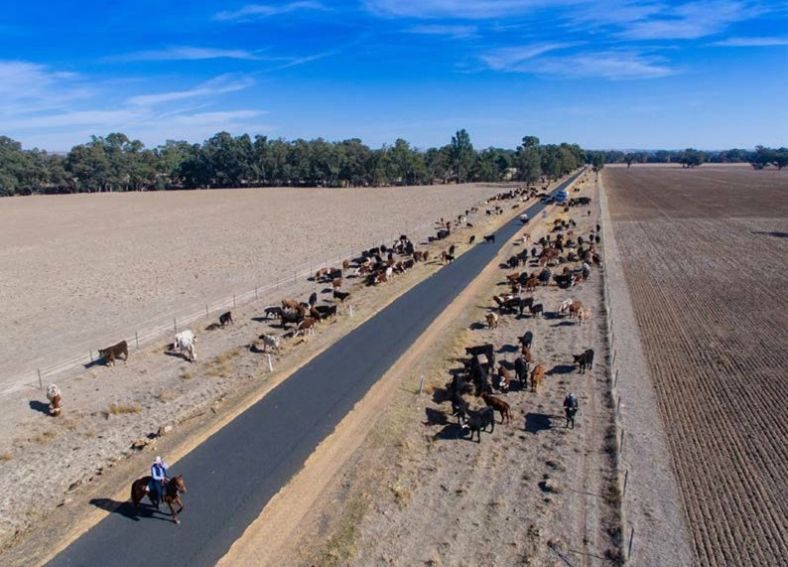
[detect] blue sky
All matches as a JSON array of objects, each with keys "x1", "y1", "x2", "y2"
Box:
[{"x1": 1, "y1": 0, "x2": 786, "y2": 151}]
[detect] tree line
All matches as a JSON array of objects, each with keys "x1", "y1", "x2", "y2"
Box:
[
  {"x1": 602, "y1": 146, "x2": 788, "y2": 169},
  {"x1": 0, "y1": 130, "x2": 589, "y2": 196}
]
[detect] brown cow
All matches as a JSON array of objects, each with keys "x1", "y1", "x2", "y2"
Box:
[
  {"x1": 332, "y1": 277, "x2": 343, "y2": 290},
  {"x1": 485, "y1": 312, "x2": 499, "y2": 329},
  {"x1": 99, "y1": 340, "x2": 128, "y2": 366},
  {"x1": 282, "y1": 298, "x2": 301, "y2": 311},
  {"x1": 497, "y1": 365, "x2": 512, "y2": 392},
  {"x1": 521, "y1": 345, "x2": 534, "y2": 363},
  {"x1": 481, "y1": 393, "x2": 511, "y2": 424},
  {"x1": 530, "y1": 363, "x2": 545, "y2": 393},
  {"x1": 294, "y1": 317, "x2": 318, "y2": 337}
]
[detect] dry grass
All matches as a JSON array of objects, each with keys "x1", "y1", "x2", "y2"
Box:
[
  {"x1": 319, "y1": 495, "x2": 369, "y2": 567},
  {"x1": 155, "y1": 389, "x2": 178, "y2": 403},
  {"x1": 0, "y1": 452, "x2": 11, "y2": 462},
  {"x1": 107, "y1": 402, "x2": 142, "y2": 415},
  {"x1": 205, "y1": 348, "x2": 242, "y2": 379},
  {"x1": 30, "y1": 429, "x2": 57, "y2": 445}
]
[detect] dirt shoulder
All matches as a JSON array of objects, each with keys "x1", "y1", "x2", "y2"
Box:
[
  {"x1": 597, "y1": 173, "x2": 694, "y2": 567},
  {"x1": 230, "y1": 171, "x2": 624, "y2": 567}
]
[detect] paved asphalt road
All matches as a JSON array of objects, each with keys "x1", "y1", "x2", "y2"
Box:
[{"x1": 49, "y1": 172, "x2": 582, "y2": 567}]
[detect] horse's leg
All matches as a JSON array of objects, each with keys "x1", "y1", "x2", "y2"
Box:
[{"x1": 168, "y1": 500, "x2": 179, "y2": 524}]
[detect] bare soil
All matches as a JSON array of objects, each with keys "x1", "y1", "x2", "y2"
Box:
[
  {"x1": 604, "y1": 165, "x2": 788, "y2": 567},
  {"x1": 250, "y1": 172, "x2": 624, "y2": 567}
]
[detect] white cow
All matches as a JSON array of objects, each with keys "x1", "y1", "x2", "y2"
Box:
[
  {"x1": 260, "y1": 333, "x2": 281, "y2": 353},
  {"x1": 173, "y1": 330, "x2": 197, "y2": 362}
]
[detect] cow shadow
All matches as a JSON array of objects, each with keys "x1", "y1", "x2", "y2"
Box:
[
  {"x1": 543, "y1": 312, "x2": 562, "y2": 320},
  {"x1": 433, "y1": 423, "x2": 467, "y2": 440},
  {"x1": 497, "y1": 344, "x2": 519, "y2": 354},
  {"x1": 524, "y1": 413, "x2": 554, "y2": 434},
  {"x1": 83, "y1": 359, "x2": 105, "y2": 369},
  {"x1": 548, "y1": 364, "x2": 575, "y2": 376},
  {"x1": 164, "y1": 351, "x2": 192, "y2": 362},
  {"x1": 469, "y1": 322, "x2": 486, "y2": 331},
  {"x1": 552, "y1": 321, "x2": 575, "y2": 328},
  {"x1": 251, "y1": 316, "x2": 271, "y2": 323},
  {"x1": 425, "y1": 407, "x2": 449, "y2": 426},
  {"x1": 29, "y1": 400, "x2": 50, "y2": 415},
  {"x1": 752, "y1": 230, "x2": 788, "y2": 238}
]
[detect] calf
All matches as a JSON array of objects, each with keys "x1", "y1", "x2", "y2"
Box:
[
  {"x1": 514, "y1": 356, "x2": 529, "y2": 387},
  {"x1": 294, "y1": 317, "x2": 318, "y2": 337},
  {"x1": 463, "y1": 406, "x2": 495, "y2": 442},
  {"x1": 264, "y1": 305, "x2": 283, "y2": 319},
  {"x1": 483, "y1": 234, "x2": 496, "y2": 243},
  {"x1": 333, "y1": 290, "x2": 350, "y2": 302},
  {"x1": 173, "y1": 330, "x2": 196, "y2": 362},
  {"x1": 259, "y1": 333, "x2": 281, "y2": 353},
  {"x1": 332, "y1": 277, "x2": 343, "y2": 290},
  {"x1": 308, "y1": 292, "x2": 318, "y2": 307},
  {"x1": 482, "y1": 393, "x2": 511, "y2": 423},
  {"x1": 530, "y1": 363, "x2": 545, "y2": 393},
  {"x1": 468, "y1": 235, "x2": 476, "y2": 244},
  {"x1": 46, "y1": 384, "x2": 62, "y2": 417},
  {"x1": 573, "y1": 349, "x2": 595, "y2": 373},
  {"x1": 485, "y1": 312, "x2": 499, "y2": 329},
  {"x1": 451, "y1": 393, "x2": 470, "y2": 424},
  {"x1": 314, "y1": 304, "x2": 338, "y2": 319},
  {"x1": 219, "y1": 311, "x2": 234, "y2": 327},
  {"x1": 99, "y1": 340, "x2": 128, "y2": 366},
  {"x1": 529, "y1": 303, "x2": 544, "y2": 318},
  {"x1": 518, "y1": 331, "x2": 534, "y2": 350},
  {"x1": 496, "y1": 365, "x2": 512, "y2": 393}
]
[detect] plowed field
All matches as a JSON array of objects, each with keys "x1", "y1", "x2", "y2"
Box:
[{"x1": 605, "y1": 166, "x2": 788, "y2": 567}]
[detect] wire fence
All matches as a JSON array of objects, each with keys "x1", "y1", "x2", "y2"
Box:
[
  {"x1": 597, "y1": 174, "x2": 636, "y2": 564},
  {"x1": 7, "y1": 216, "x2": 449, "y2": 397}
]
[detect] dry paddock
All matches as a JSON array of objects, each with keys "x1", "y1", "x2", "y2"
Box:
[
  {"x1": 0, "y1": 183, "x2": 505, "y2": 389},
  {"x1": 604, "y1": 165, "x2": 788, "y2": 567}
]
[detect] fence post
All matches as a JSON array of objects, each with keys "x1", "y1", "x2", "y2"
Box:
[
  {"x1": 267, "y1": 354, "x2": 273, "y2": 373},
  {"x1": 623, "y1": 468, "x2": 629, "y2": 498},
  {"x1": 349, "y1": 304, "x2": 354, "y2": 317},
  {"x1": 614, "y1": 368, "x2": 619, "y2": 387},
  {"x1": 255, "y1": 287, "x2": 258, "y2": 300},
  {"x1": 233, "y1": 294, "x2": 236, "y2": 308},
  {"x1": 616, "y1": 396, "x2": 622, "y2": 417},
  {"x1": 37, "y1": 368, "x2": 43, "y2": 391},
  {"x1": 89, "y1": 350, "x2": 93, "y2": 363},
  {"x1": 418, "y1": 374, "x2": 425, "y2": 395},
  {"x1": 620, "y1": 430, "x2": 626, "y2": 456},
  {"x1": 135, "y1": 331, "x2": 139, "y2": 349},
  {"x1": 627, "y1": 526, "x2": 635, "y2": 561},
  {"x1": 206, "y1": 304, "x2": 209, "y2": 317},
  {"x1": 173, "y1": 318, "x2": 177, "y2": 333}
]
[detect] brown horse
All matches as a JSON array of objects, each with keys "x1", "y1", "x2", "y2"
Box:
[{"x1": 131, "y1": 475, "x2": 187, "y2": 524}]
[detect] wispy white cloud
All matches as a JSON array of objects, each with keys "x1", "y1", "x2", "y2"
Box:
[
  {"x1": 126, "y1": 75, "x2": 255, "y2": 107},
  {"x1": 618, "y1": 1, "x2": 752, "y2": 40},
  {"x1": 481, "y1": 47, "x2": 673, "y2": 79},
  {"x1": 112, "y1": 46, "x2": 260, "y2": 62},
  {"x1": 365, "y1": 0, "x2": 572, "y2": 19},
  {"x1": 713, "y1": 36, "x2": 788, "y2": 46},
  {"x1": 480, "y1": 43, "x2": 576, "y2": 70},
  {"x1": 215, "y1": 1, "x2": 327, "y2": 21},
  {"x1": 406, "y1": 24, "x2": 479, "y2": 39}
]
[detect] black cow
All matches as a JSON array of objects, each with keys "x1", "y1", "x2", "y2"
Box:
[
  {"x1": 463, "y1": 407, "x2": 495, "y2": 442},
  {"x1": 573, "y1": 349, "x2": 595, "y2": 373},
  {"x1": 219, "y1": 311, "x2": 233, "y2": 327}
]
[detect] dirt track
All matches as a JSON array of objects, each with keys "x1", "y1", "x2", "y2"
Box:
[{"x1": 605, "y1": 165, "x2": 788, "y2": 567}]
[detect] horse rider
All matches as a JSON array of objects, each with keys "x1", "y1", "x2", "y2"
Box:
[
  {"x1": 149, "y1": 456, "x2": 169, "y2": 508},
  {"x1": 563, "y1": 393, "x2": 579, "y2": 429}
]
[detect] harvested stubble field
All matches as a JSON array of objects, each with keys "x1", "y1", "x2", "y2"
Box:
[
  {"x1": 605, "y1": 165, "x2": 788, "y2": 567},
  {"x1": 0, "y1": 183, "x2": 504, "y2": 389}
]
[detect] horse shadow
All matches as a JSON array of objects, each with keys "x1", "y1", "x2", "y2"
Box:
[
  {"x1": 548, "y1": 364, "x2": 575, "y2": 376},
  {"x1": 424, "y1": 407, "x2": 449, "y2": 426},
  {"x1": 90, "y1": 498, "x2": 173, "y2": 522},
  {"x1": 524, "y1": 413, "x2": 555, "y2": 434},
  {"x1": 29, "y1": 400, "x2": 50, "y2": 415}
]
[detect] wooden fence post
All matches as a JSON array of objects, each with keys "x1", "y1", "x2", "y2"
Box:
[
  {"x1": 173, "y1": 318, "x2": 177, "y2": 333},
  {"x1": 135, "y1": 331, "x2": 139, "y2": 349},
  {"x1": 267, "y1": 354, "x2": 273, "y2": 373},
  {"x1": 37, "y1": 369, "x2": 43, "y2": 391},
  {"x1": 627, "y1": 526, "x2": 635, "y2": 561}
]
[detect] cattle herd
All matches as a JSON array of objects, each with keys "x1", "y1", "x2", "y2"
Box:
[
  {"x1": 440, "y1": 195, "x2": 601, "y2": 442},
  {"x1": 43, "y1": 185, "x2": 542, "y2": 417}
]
